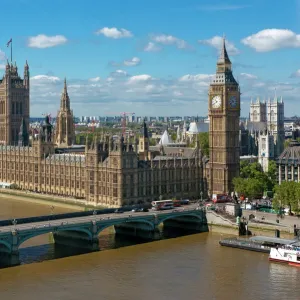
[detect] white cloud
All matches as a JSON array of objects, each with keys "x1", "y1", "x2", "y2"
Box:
[
  {"x1": 241, "y1": 29, "x2": 300, "y2": 52},
  {"x1": 27, "y1": 72, "x2": 300, "y2": 117},
  {"x1": 0, "y1": 50, "x2": 5, "y2": 61},
  {"x1": 290, "y1": 69, "x2": 300, "y2": 78},
  {"x1": 111, "y1": 69, "x2": 128, "y2": 77},
  {"x1": 179, "y1": 74, "x2": 214, "y2": 82},
  {"x1": 89, "y1": 77, "x2": 101, "y2": 82},
  {"x1": 143, "y1": 42, "x2": 161, "y2": 52},
  {"x1": 31, "y1": 75, "x2": 61, "y2": 84},
  {"x1": 127, "y1": 74, "x2": 152, "y2": 84},
  {"x1": 240, "y1": 73, "x2": 258, "y2": 80},
  {"x1": 151, "y1": 34, "x2": 189, "y2": 49},
  {"x1": 28, "y1": 34, "x2": 67, "y2": 48},
  {"x1": 198, "y1": 36, "x2": 240, "y2": 55},
  {"x1": 95, "y1": 27, "x2": 133, "y2": 39},
  {"x1": 252, "y1": 82, "x2": 265, "y2": 88},
  {"x1": 123, "y1": 57, "x2": 141, "y2": 66},
  {"x1": 0, "y1": 64, "x2": 5, "y2": 70},
  {"x1": 198, "y1": 4, "x2": 250, "y2": 11}
]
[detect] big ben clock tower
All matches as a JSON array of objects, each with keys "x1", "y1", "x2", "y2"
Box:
[{"x1": 208, "y1": 37, "x2": 240, "y2": 196}]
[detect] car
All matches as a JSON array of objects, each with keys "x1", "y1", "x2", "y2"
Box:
[
  {"x1": 142, "y1": 208, "x2": 149, "y2": 212},
  {"x1": 114, "y1": 209, "x2": 124, "y2": 213},
  {"x1": 132, "y1": 208, "x2": 139, "y2": 212}
]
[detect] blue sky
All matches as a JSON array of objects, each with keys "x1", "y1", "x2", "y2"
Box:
[{"x1": 1, "y1": 0, "x2": 300, "y2": 117}]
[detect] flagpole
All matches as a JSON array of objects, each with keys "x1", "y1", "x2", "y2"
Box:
[{"x1": 10, "y1": 39, "x2": 12, "y2": 63}]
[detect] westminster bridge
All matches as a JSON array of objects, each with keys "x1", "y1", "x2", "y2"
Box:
[{"x1": 0, "y1": 204, "x2": 208, "y2": 265}]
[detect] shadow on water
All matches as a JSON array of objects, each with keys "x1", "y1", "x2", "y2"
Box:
[{"x1": 0, "y1": 228, "x2": 203, "y2": 269}]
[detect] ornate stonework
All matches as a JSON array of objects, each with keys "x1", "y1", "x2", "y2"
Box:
[
  {"x1": 0, "y1": 61, "x2": 29, "y2": 145},
  {"x1": 55, "y1": 79, "x2": 75, "y2": 147},
  {"x1": 208, "y1": 38, "x2": 240, "y2": 195}
]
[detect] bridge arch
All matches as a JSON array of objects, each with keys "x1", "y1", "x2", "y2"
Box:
[
  {"x1": 0, "y1": 239, "x2": 12, "y2": 253},
  {"x1": 157, "y1": 212, "x2": 203, "y2": 226},
  {"x1": 96, "y1": 219, "x2": 155, "y2": 235},
  {"x1": 17, "y1": 227, "x2": 93, "y2": 249}
]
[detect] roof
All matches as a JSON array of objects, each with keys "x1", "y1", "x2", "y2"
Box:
[
  {"x1": 46, "y1": 153, "x2": 85, "y2": 163},
  {"x1": 150, "y1": 146, "x2": 196, "y2": 158},
  {"x1": 158, "y1": 130, "x2": 173, "y2": 145},
  {"x1": 245, "y1": 121, "x2": 267, "y2": 132},
  {"x1": 249, "y1": 236, "x2": 296, "y2": 245},
  {"x1": 277, "y1": 140, "x2": 300, "y2": 164},
  {"x1": 188, "y1": 122, "x2": 209, "y2": 134},
  {"x1": 218, "y1": 38, "x2": 231, "y2": 65}
]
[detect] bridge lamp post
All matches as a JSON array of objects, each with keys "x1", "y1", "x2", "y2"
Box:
[
  {"x1": 199, "y1": 191, "x2": 203, "y2": 207},
  {"x1": 93, "y1": 210, "x2": 97, "y2": 221},
  {"x1": 12, "y1": 219, "x2": 17, "y2": 230}
]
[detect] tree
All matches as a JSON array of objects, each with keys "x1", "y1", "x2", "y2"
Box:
[
  {"x1": 198, "y1": 132, "x2": 209, "y2": 157},
  {"x1": 233, "y1": 161, "x2": 276, "y2": 199},
  {"x1": 233, "y1": 177, "x2": 265, "y2": 200},
  {"x1": 273, "y1": 181, "x2": 299, "y2": 214},
  {"x1": 266, "y1": 160, "x2": 277, "y2": 190}
]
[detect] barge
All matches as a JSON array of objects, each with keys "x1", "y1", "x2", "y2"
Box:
[{"x1": 219, "y1": 236, "x2": 298, "y2": 253}]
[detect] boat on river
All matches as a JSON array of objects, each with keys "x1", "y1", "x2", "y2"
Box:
[
  {"x1": 269, "y1": 243, "x2": 300, "y2": 266},
  {"x1": 220, "y1": 236, "x2": 298, "y2": 253}
]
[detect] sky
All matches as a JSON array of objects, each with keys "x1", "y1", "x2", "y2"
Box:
[{"x1": 1, "y1": 0, "x2": 300, "y2": 117}]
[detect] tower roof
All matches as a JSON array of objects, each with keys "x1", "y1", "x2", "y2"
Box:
[
  {"x1": 212, "y1": 36, "x2": 237, "y2": 84},
  {"x1": 217, "y1": 37, "x2": 231, "y2": 65},
  {"x1": 60, "y1": 78, "x2": 70, "y2": 110},
  {"x1": 142, "y1": 119, "x2": 148, "y2": 138},
  {"x1": 158, "y1": 130, "x2": 173, "y2": 145}
]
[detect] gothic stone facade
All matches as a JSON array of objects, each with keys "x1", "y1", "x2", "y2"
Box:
[
  {"x1": 0, "y1": 135, "x2": 203, "y2": 207},
  {"x1": 208, "y1": 38, "x2": 240, "y2": 195},
  {"x1": 0, "y1": 62, "x2": 204, "y2": 207},
  {"x1": 0, "y1": 62, "x2": 29, "y2": 145}
]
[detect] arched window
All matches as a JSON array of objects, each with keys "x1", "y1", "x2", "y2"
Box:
[{"x1": 253, "y1": 110, "x2": 258, "y2": 122}]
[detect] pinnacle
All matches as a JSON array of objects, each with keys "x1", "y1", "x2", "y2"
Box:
[{"x1": 217, "y1": 36, "x2": 231, "y2": 64}]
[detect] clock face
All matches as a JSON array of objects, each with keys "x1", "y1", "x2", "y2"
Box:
[
  {"x1": 229, "y1": 96, "x2": 238, "y2": 108},
  {"x1": 211, "y1": 95, "x2": 222, "y2": 109}
]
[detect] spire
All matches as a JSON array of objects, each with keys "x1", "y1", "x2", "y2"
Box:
[
  {"x1": 18, "y1": 118, "x2": 29, "y2": 146},
  {"x1": 60, "y1": 78, "x2": 70, "y2": 110},
  {"x1": 142, "y1": 118, "x2": 148, "y2": 138},
  {"x1": 217, "y1": 36, "x2": 231, "y2": 65}
]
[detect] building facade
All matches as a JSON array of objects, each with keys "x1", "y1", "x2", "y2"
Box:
[
  {"x1": 0, "y1": 64, "x2": 205, "y2": 207},
  {"x1": 55, "y1": 78, "x2": 75, "y2": 147},
  {"x1": 277, "y1": 133, "x2": 300, "y2": 184},
  {"x1": 207, "y1": 38, "x2": 240, "y2": 195},
  {"x1": 0, "y1": 61, "x2": 29, "y2": 145}
]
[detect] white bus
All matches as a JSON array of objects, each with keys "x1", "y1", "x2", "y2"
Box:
[{"x1": 151, "y1": 200, "x2": 174, "y2": 210}]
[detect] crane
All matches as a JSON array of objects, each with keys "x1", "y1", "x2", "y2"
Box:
[{"x1": 107, "y1": 112, "x2": 135, "y2": 135}]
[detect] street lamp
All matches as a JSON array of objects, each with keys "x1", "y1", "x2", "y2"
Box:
[
  {"x1": 12, "y1": 219, "x2": 17, "y2": 230},
  {"x1": 93, "y1": 210, "x2": 97, "y2": 221},
  {"x1": 199, "y1": 191, "x2": 203, "y2": 207},
  {"x1": 50, "y1": 205, "x2": 54, "y2": 216}
]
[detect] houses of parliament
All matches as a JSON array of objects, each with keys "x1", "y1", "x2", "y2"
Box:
[{"x1": 0, "y1": 39, "x2": 239, "y2": 207}]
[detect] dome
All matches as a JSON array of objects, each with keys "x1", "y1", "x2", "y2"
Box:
[{"x1": 159, "y1": 130, "x2": 173, "y2": 145}]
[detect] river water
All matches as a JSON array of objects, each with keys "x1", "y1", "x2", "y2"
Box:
[{"x1": 0, "y1": 197, "x2": 299, "y2": 300}]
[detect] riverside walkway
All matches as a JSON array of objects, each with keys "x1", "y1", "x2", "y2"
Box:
[{"x1": 0, "y1": 203, "x2": 207, "y2": 265}]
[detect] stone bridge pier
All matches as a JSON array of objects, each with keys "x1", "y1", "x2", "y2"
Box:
[
  {"x1": 53, "y1": 221, "x2": 100, "y2": 251},
  {"x1": 114, "y1": 220, "x2": 160, "y2": 240},
  {"x1": 160, "y1": 210, "x2": 208, "y2": 233}
]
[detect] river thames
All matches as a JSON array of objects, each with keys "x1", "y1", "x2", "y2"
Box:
[{"x1": 0, "y1": 197, "x2": 299, "y2": 300}]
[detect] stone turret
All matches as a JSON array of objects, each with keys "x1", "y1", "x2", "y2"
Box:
[
  {"x1": 18, "y1": 118, "x2": 29, "y2": 146},
  {"x1": 55, "y1": 78, "x2": 75, "y2": 147}
]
